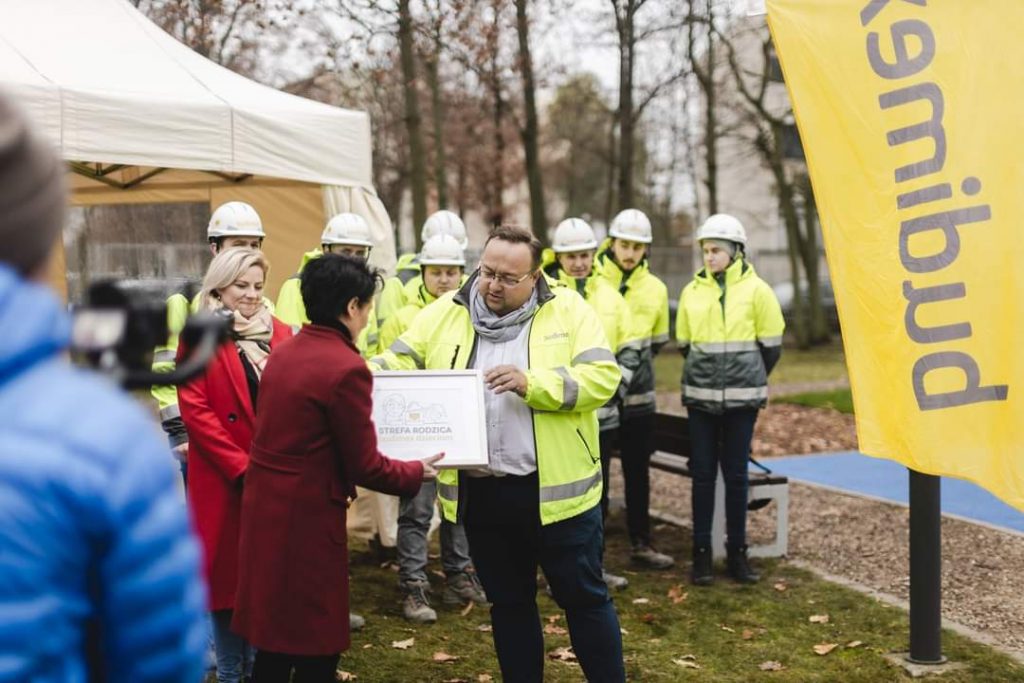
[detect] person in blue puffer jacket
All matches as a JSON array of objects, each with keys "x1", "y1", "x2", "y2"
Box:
[{"x1": 0, "y1": 91, "x2": 207, "y2": 682}]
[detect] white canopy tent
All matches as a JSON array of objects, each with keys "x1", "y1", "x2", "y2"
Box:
[{"x1": 0, "y1": 0, "x2": 396, "y2": 297}]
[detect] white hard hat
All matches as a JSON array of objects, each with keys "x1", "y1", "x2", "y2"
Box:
[
  {"x1": 609, "y1": 208, "x2": 653, "y2": 244},
  {"x1": 552, "y1": 218, "x2": 598, "y2": 253},
  {"x1": 696, "y1": 213, "x2": 747, "y2": 245},
  {"x1": 321, "y1": 212, "x2": 374, "y2": 247},
  {"x1": 421, "y1": 210, "x2": 468, "y2": 249},
  {"x1": 207, "y1": 201, "x2": 265, "y2": 239},
  {"x1": 418, "y1": 234, "x2": 466, "y2": 266}
]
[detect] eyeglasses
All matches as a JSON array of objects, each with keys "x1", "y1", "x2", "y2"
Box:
[{"x1": 478, "y1": 265, "x2": 534, "y2": 288}]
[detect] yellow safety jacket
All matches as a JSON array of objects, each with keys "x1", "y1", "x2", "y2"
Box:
[
  {"x1": 275, "y1": 249, "x2": 380, "y2": 356},
  {"x1": 378, "y1": 284, "x2": 437, "y2": 352},
  {"x1": 150, "y1": 288, "x2": 274, "y2": 445},
  {"x1": 377, "y1": 252, "x2": 421, "y2": 328},
  {"x1": 541, "y1": 252, "x2": 644, "y2": 431},
  {"x1": 675, "y1": 258, "x2": 785, "y2": 414},
  {"x1": 372, "y1": 275, "x2": 621, "y2": 526},
  {"x1": 594, "y1": 240, "x2": 669, "y2": 417}
]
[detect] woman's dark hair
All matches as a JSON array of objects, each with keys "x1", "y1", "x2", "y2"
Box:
[
  {"x1": 484, "y1": 224, "x2": 543, "y2": 270},
  {"x1": 301, "y1": 253, "x2": 382, "y2": 325}
]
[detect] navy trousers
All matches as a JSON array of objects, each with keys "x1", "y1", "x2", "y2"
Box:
[
  {"x1": 687, "y1": 407, "x2": 759, "y2": 548},
  {"x1": 463, "y1": 473, "x2": 625, "y2": 683}
]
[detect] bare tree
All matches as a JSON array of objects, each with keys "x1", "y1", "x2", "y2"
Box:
[
  {"x1": 514, "y1": 0, "x2": 547, "y2": 238},
  {"x1": 717, "y1": 22, "x2": 829, "y2": 347},
  {"x1": 607, "y1": 0, "x2": 687, "y2": 212},
  {"x1": 685, "y1": 0, "x2": 720, "y2": 215}
]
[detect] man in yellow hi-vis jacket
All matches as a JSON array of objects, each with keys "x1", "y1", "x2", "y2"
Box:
[
  {"x1": 542, "y1": 217, "x2": 644, "y2": 591},
  {"x1": 377, "y1": 209, "x2": 469, "y2": 329},
  {"x1": 594, "y1": 208, "x2": 672, "y2": 570},
  {"x1": 372, "y1": 226, "x2": 626, "y2": 683},
  {"x1": 275, "y1": 212, "x2": 380, "y2": 356}
]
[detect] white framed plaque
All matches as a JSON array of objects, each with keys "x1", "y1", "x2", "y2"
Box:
[{"x1": 371, "y1": 370, "x2": 490, "y2": 469}]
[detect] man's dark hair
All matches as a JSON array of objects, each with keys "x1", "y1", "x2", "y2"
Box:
[
  {"x1": 301, "y1": 253, "x2": 382, "y2": 325},
  {"x1": 484, "y1": 224, "x2": 543, "y2": 270}
]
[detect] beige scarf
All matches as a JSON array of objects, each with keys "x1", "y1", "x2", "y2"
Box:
[{"x1": 232, "y1": 307, "x2": 274, "y2": 378}]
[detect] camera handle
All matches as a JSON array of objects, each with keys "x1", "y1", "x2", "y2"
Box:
[{"x1": 119, "y1": 312, "x2": 232, "y2": 390}]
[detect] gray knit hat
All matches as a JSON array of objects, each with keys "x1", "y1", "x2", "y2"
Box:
[{"x1": 0, "y1": 91, "x2": 66, "y2": 275}]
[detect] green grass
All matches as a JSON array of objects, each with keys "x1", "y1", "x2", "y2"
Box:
[
  {"x1": 774, "y1": 388, "x2": 855, "y2": 414},
  {"x1": 654, "y1": 340, "x2": 849, "y2": 392},
  {"x1": 339, "y1": 513, "x2": 1023, "y2": 682}
]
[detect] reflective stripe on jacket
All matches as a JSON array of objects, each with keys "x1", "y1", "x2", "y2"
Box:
[
  {"x1": 594, "y1": 243, "x2": 669, "y2": 417},
  {"x1": 675, "y1": 258, "x2": 784, "y2": 413},
  {"x1": 372, "y1": 274, "x2": 620, "y2": 526},
  {"x1": 275, "y1": 249, "x2": 380, "y2": 357}
]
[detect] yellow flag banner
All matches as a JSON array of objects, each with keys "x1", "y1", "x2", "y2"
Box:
[{"x1": 766, "y1": 0, "x2": 1024, "y2": 510}]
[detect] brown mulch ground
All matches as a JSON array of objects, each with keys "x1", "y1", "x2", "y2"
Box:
[{"x1": 612, "y1": 395, "x2": 1024, "y2": 658}]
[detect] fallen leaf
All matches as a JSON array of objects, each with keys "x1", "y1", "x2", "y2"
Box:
[
  {"x1": 667, "y1": 585, "x2": 688, "y2": 604},
  {"x1": 477, "y1": 676, "x2": 493, "y2": 683},
  {"x1": 476, "y1": 624, "x2": 492, "y2": 632},
  {"x1": 720, "y1": 625, "x2": 736, "y2": 633},
  {"x1": 846, "y1": 640, "x2": 864, "y2": 649},
  {"x1": 758, "y1": 660, "x2": 785, "y2": 671},
  {"x1": 361, "y1": 644, "x2": 373, "y2": 649},
  {"x1": 336, "y1": 672, "x2": 357, "y2": 681},
  {"x1": 672, "y1": 658, "x2": 700, "y2": 669},
  {"x1": 544, "y1": 623, "x2": 568, "y2": 635},
  {"x1": 647, "y1": 638, "x2": 662, "y2": 644},
  {"x1": 620, "y1": 628, "x2": 630, "y2": 636},
  {"x1": 546, "y1": 614, "x2": 562, "y2": 624},
  {"x1": 433, "y1": 652, "x2": 459, "y2": 663},
  {"x1": 741, "y1": 629, "x2": 755, "y2": 640},
  {"x1": 547, "y1": 646, "x2": 578, "y2": 663},
  {"x1": 813, "y1": 643, "x2": 838, "y2": 656},
  {"x1": 391, "y1": 637, "x2": 415, "y2": 650},
  {"x1": 640, "y1": 613, "x2": 656, "y2": 624},
  {"x1": 773, "y1": 582, "x2": 788, "y2": 592},
  {"x1": 677, "y1": 654, "x2": 697, "y2": 661},
  {"x1": 809, "y1": 614, "x2": 830, "y2": 624},
  {"x1": 431, "y1": 570, "x2": 447, "y2": 581},
  {"x1": 632, "y1": 598, "x2": 651, "y2": 605},
  {"x1": 460, "y1": 601, "x2": 475, "y2": 617}
]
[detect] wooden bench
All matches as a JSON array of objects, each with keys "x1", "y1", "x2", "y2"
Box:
[{"x1": 645, "y1": 412, "x2": 789, "y2": 558}]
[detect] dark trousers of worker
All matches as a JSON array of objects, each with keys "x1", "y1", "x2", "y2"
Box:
[
  {"x1": 463, "y1": 473, "x2": 625, "y2": 683},
  {"x1": 687, "y1": 407, "x2": 759, "y2": 549},
  {"x1": 619, "y1": 412, "x2": 655, "y2": 545},
  {"x1": 252, "y1": 650, "x2": 339, "y2": 683},
  {"x1": 599, "y1": 429, "x2": 617, "y2": 521}
]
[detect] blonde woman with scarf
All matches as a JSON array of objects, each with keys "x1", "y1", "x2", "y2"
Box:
[{"x1": 178, "y1": 247, "x2": 292, "y2": 683}]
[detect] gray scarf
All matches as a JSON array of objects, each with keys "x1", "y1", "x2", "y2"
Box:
[{"x1": 470, "y1": 285, "x2": 538, "y2": 343}]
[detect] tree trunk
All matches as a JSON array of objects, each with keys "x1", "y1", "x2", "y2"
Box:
[
  {"x1": 763, "y1": 127, "x2": 809, "y2": 348},
  {"x1": 515, "y1": 0, "x2": 548, "y2": 241},
  {"x1": 702, "y1": 1, "x2": 718, "y2": 215},
  {"x1": 425, "y1": 48, "x2": 448, "y2": 209},
  {"x1": 799, "y1": 173, "x2": 829, "y2": 343},
  {"x1": 398, "y1": 0, "x2": 428, "y2": 245},
  {"x1": 604, "y1": 113, "x2": 618, "y2": 226},
  {"x1": 489, "y1": 5, "x2": 505, "y2": 226},
  {"x1": 616, "y1": 2, "x2": 635, "y2": 210}
]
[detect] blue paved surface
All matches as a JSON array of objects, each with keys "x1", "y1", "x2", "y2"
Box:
[{"x1": 764, "y1": 451, "x2": 1024, "y2": 534}]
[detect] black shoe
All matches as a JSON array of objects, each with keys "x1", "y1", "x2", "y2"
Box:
[
  {"x1": 691, "y1": 545, "x2": 713, "y2": 586},
  {"x1": 727, "y1": 545, "x2": 760, "y2": 584}
]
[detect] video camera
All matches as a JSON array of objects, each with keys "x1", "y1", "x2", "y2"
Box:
[{"x1": 70, "y1": 279, "x2": 231, "y2": 389}]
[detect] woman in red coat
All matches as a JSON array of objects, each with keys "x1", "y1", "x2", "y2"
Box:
[
  {"x1": 178, "y1": 247, "x2": 292, "y2": 683},
  {"x1": 233, "y1": 253, "x2": 442, "y2": 683}
]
